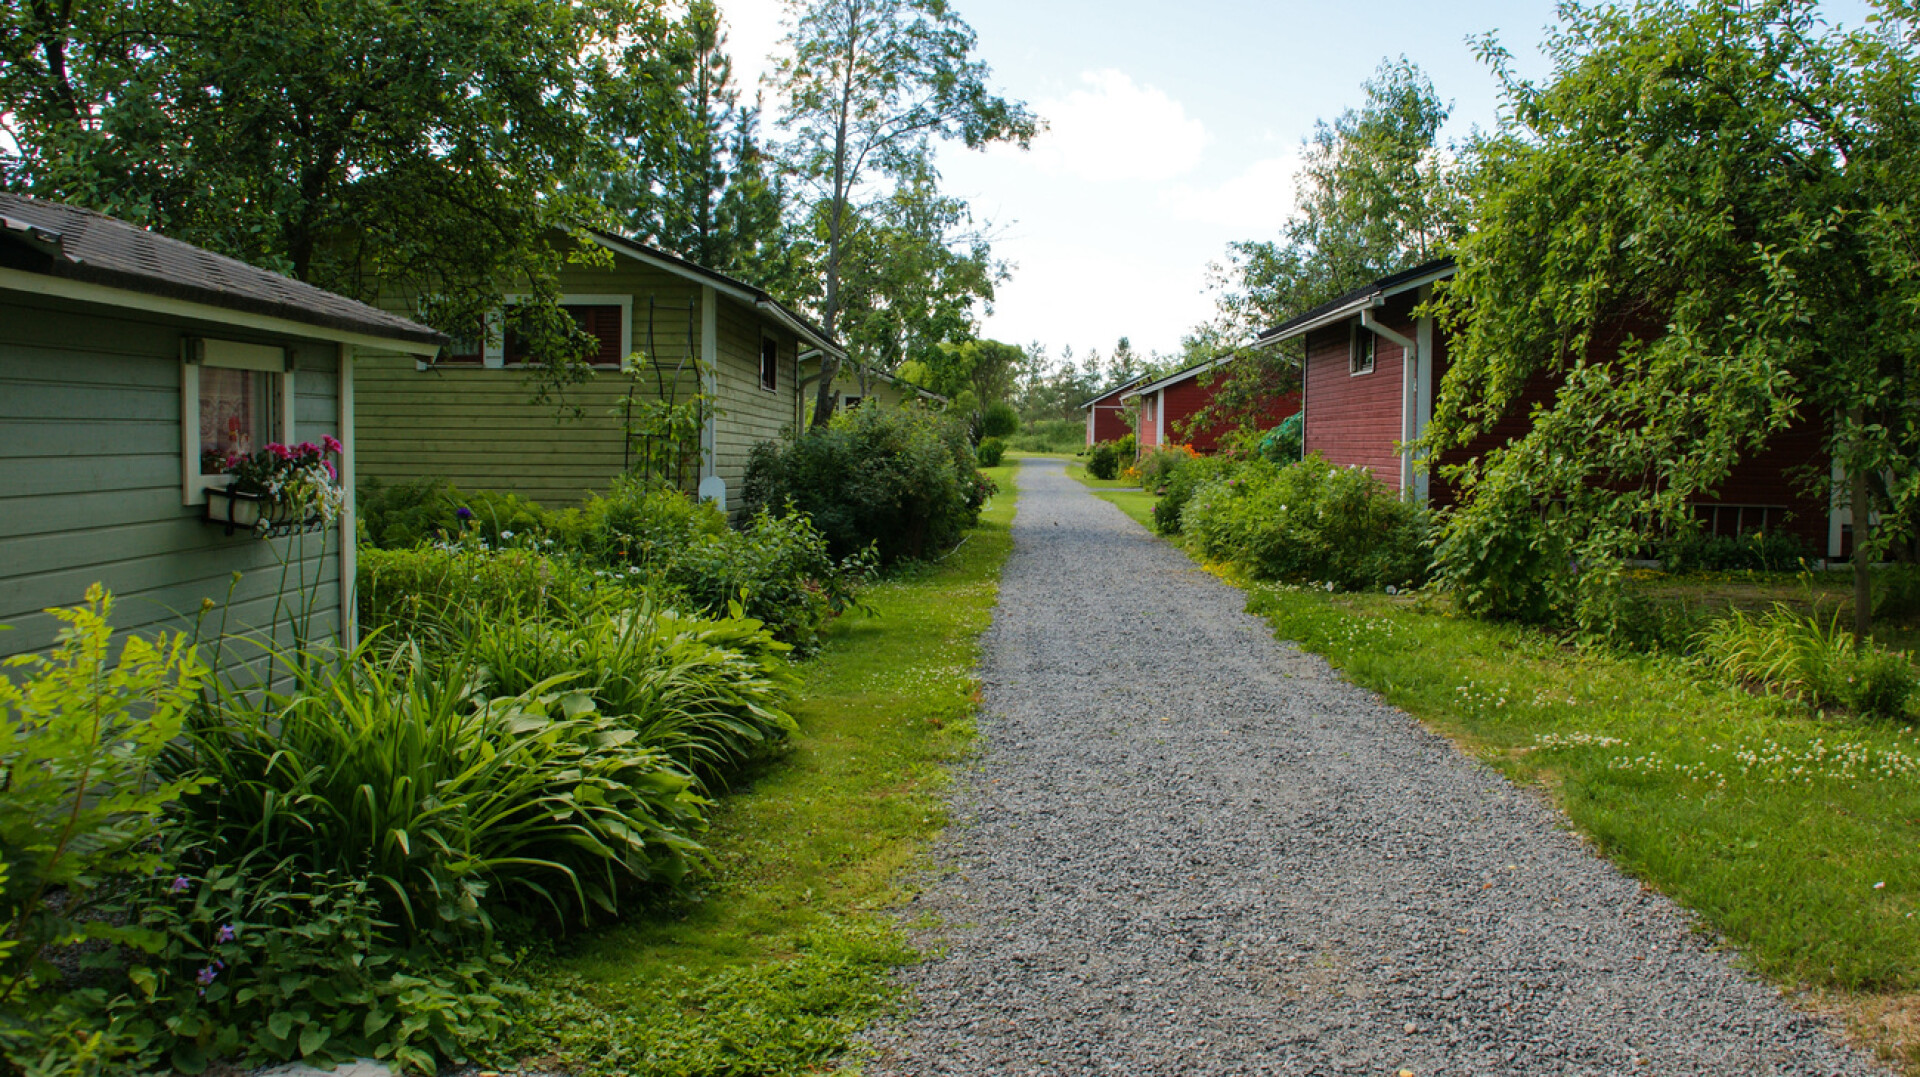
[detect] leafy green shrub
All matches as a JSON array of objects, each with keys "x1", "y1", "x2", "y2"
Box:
[
  {"x1": 1182, "y1": 456, "x2": 1431, "y2": 591},
  {"x1": 1254, "y1": 413, "x2": 1303, "y2": 463},
  {"x1": 975, "y1": 436, "x2": 1005, "y2": 468},
  {"x1": 1430, "y1": 470, "x2": 1572, "y2": 623},
  {"x1": 1005, "y1": 418, "x2": 1082, "y2": 453},
  {"x1": 1876, "y1": 564, "x2": 1920, "y2": 623},
  {"x1": 1085, "y1": 442, "x2": 1120, "y2": 480},
  {"x1": 0, "y1": 587, "x2": 211, "y2": 1073},
  {"x1": 1846, "y1": 647, "x2": 1917, "y2": 721},
  {"x1": 1135, "y1": 447, "x2": 1194, "y2": 492},
  {"x1": 1116, "y1": 432, "x2": 1136, "y2": 460},
  {"x1": 167, "y1": 649, "x2": 709, "y2": 940},
  {"x1": 359, "y1": 477, "x2": 560, "y2": 550},
  {"x1": 128, "y1": 855, "x2": 514, "y2": 1074},
  {"x1": 466, "y1": 604, "x2": 797, "y2": 790},
  {"x1": 1151, "y1": 455, "x2": 1228, "y2": 535},
  {"x1": 360, "y1": 544, "x2": 628, "y2": 644},
  {"x1": 743, "y1": 405, "x2": 993, "y2": 564},
  {"x1": 1695, "y1": 603, "x2": 1915, "y2": 719},
  {"x1": 978, "y1": 401, "x2": 1019, "y2": 440},
  {"x1": 1659, "y1": 528, "x2": 1809, "y2": 573}
]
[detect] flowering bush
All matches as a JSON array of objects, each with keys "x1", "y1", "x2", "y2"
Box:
[{"x1": 221, "y1": 437, "x2": 345, "y2": 524}]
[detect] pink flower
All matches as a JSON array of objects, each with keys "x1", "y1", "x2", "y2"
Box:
[
  {"x1": 324, "y1": 461, "x2": 337, "y2": 481},
  {"x1": 295, "y1": 441, "x2": 319, "y2": 456},
  {"x1": 265, "y1": 443, "x2": 292, "y2": 461},
  {"x1": 321, "y1": 435, "x2": 343, "y2": 454}
]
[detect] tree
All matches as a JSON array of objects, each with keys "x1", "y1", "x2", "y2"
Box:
[
  {"x1": 2, "y1": 0, "x2": 640, "y2": 387},
  {"x1": 830, "y1": 152, "x2": 1004, "y2": 391},
  {"x1": 773, "y1": 0, "x2": 1036, "y2": 428},
  {"x1": 1186, "y1": 59, "x2": 1460, "y2": 442},
  {"x1": 589, "y1": 1, "x2": 795, "y2": 289},
  {"x1": 1427, "y1": 0, "x2": 1920, "y2": 639}
]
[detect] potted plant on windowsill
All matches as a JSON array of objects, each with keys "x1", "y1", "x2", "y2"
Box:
[{"x1": 205, "y1": 436, "x2": 345, "y2": 536}]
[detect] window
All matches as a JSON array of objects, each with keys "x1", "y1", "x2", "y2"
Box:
[
  {"x1": 505, "y1": 303, "x2": 626, "y2": 367},
  {"x1": 760, "y1": 335, "x2": 779, "y2": 391},
  {"x1": 182, "y1": 338, "x2": 291, "y2": 504},
  {"x1": 443, "y1": 295, "x2": 631, "y2": 369},
  {"x1": 841, "y1": 395, "x2": 862, "y2": 410},
  {"x1": 1350, "y1": 325, "x2": 1376, "y2": 376}
]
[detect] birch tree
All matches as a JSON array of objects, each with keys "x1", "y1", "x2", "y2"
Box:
[{"x1": 773, "y1": 0, "x2": 1035, "y2": 427}]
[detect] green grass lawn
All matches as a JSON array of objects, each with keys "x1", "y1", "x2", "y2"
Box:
[
  {"x1": 1064, "y1": 463, "x2": 1138, "y2": 491},
  {"x1": 1088, "y1": 487, "x2": 1157, "y2": 531},
  {"x1": 498, "y1": 464, "x2": 1017, "y2": 1076}
]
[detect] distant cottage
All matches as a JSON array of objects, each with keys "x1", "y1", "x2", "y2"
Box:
[
  {"x1": 1123, "y1": 359, "x2": 1298, "y2": 457},
  {"x1": 1252, "y1": 260, "x2": 1845, "y2": 557},
  {"x1": 0, "y1": 195, "x2": 444, "y2": 657},
  {"x1": 355, "y1": 233, "x2": 844, "y2": 511}
]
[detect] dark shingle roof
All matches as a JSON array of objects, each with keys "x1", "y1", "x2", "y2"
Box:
[{"x1": 0, "y1": 195, "x2": 445, "y2": 347}]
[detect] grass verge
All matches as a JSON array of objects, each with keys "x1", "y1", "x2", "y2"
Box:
[
  {"x1": 496, "y1": 463, "x2": 1018, "y2": 1076},
  {"x1": 1087, "y1": 487, "x2": 1157, "y2": 531},
  {"x1": 1232, "y1": 577, "x2": 1920, "y2": 1070}
]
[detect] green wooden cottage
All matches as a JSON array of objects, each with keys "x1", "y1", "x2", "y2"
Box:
[
  {"x1": 798, "y1": 356, "x2": 948, "y2": 418},
  {"x1": 0, "y1": 195, "x2": 445, "y2": 659},
  {"x1": 354, "y1": 232, "x2": 845, "y2": 511}
]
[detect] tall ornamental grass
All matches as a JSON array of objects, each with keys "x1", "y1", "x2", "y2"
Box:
[
  {"x1": 1694, "y1": 604, "x2": 1916, "y2": 721},
  {"x1": 167, "y1": 647, "x2": 710, "y2": 939},
  {"x1": 466, "y1": 604, "x2": 797, "y2": 791}
]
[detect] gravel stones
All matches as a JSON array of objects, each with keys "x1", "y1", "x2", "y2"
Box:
[{"x1": 864, "y1": 457, "x2": 1881, "y2": 1076}]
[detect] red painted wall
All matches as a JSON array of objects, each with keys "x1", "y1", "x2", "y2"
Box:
[
  {"x1": 1086, "y1": 391, "x2": 1132, "y2": 445},
  {"x1": 1424, "y1": 323, "x2": 1830, "y2": 552},
  {"x1": 1302, "y1": 304, "x2": 1412, "y2": 492}
]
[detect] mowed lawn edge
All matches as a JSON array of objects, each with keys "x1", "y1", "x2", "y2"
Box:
[
  {"x1": 499, "y1": 463, "x2": 1019, "y2": 1076},
  {"x1": 1086, "y1": 485, "x2": 1920, "y2": 1072}
]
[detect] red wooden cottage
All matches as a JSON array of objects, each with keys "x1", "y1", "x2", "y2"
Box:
[
  {"x1": 1249, "y1": 259, "x2": 1846, "y2": 558},
  {"x1": 1123, "y1": 358, "x2": 1299, "y2": 456},
  {"x1": 1078, "y1": 378, "x2": 1142, "y2": 447}
]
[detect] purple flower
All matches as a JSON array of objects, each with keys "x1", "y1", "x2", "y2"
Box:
[
  {"x1": 195, "y1": 965, "x2": 220, "y2": 986},
  {"x1": 216, "y1": 924, "x2": 237, "y2": 944},
  {"x1": 456, "y1": 507, "x2": 473, "y2": 521},
  {"x1": 169, "y1": 876, "x2": 191, "y2": 893}
]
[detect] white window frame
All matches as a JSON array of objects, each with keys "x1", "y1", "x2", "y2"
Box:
[
  {"x1": 1350, "y1": 324, "x2": 1377, "y2": 377},
  {"x1": 759, "y1": 331, "x2": 781, "y2": 392},
  {"x1": 181, "y1": 338, "x2": 294, "y2": 506},
  {"x1": 489, "y1": 294, "x2": 633, "y2": 370}
]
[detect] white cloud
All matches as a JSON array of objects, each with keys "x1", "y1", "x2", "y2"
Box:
[
  {"x1": 1160, "y1": 152, "x2": 1302, "y2": 234},
  {"x1": 976, "y1": 240, "x2": 1214, "y2": 359},
  {"x1": 1002, "y1": 69, "x2": 1210, "y2": 184}
]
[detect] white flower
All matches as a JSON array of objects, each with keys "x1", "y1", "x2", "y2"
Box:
[{"x1": 501, "y1": 530, "x2": 515, "y2": 540}]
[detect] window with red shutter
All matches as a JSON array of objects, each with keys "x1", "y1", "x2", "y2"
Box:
[{"x1": 503, "y1": 304, "x2": 625, "y2": 367}]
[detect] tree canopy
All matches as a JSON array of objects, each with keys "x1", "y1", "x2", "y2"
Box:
[
  {"x1": 773, "y1": 0, "x2": 1036, "y2": 427},
  {"x1": 1428, "y1": 0, "x2": 1920, "y2": 636}
]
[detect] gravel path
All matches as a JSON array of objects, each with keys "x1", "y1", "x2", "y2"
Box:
[{"x1": 866, "y1": 457, "x2": 1881, "y2": 1077}]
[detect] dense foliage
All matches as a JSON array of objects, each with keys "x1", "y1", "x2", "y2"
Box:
[
  {"x1": 1181, "y1": 456, "x2": 1431, "y2": 592},
  {"x1": 1429, "y1": 0, "x2": 1920, "y2": 636},
  {"x1": 1085, "y1": 441, "x2": 1123, "y2": 481},
  {"x1": 744, "y1": 404, "x2": 993, "y2": 563},
  {"x1": 359, "y1": 478, "x2": 869, "y2": 652}
]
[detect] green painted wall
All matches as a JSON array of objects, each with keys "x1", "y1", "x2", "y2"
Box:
[
  {"x1": 356, "y1": 254, "x2": 802, "y2": 508},
  {"x1": 0, "y1": 292, "x2": 346, "y2": 661}
]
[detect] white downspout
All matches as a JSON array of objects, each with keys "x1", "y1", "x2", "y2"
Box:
[
  {"x1": 697, "y1": 286, "x2": 724, "y2": 510},
  {"x1": 1361, "y1": 304, "x2": 1418, "y2": 498},
  {"x1": 337, "y1": 343, "x2": 358, "y2": 650}
]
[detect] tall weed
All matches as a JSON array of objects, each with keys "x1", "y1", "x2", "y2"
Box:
[{"x1": 1695, "y1": 603, "x2": 1916, "y2": 720}]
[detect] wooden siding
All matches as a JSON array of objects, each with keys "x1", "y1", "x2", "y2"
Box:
[
  {"x1": 712, "y1": 298, "x2": 799, "y2": 502},
  {"x1": 1303, "y1": 314, "x2": 1408, "y2": 490},
  {"x1": 0, "y1": 292, "x2": 343, "y2": 659},
  {"x1": 1162, "y1": 373, "x2": 1299, "y2": 455},
  {"x1": 358, "y1": 256, "x2": 798, "y2": 508},
  {"x1": 1087, "y1": 395, "x2": 1131, "y2": 444},
  {"x1": 1136, "y1": 391, "x2": 1160, "y2": 450}
]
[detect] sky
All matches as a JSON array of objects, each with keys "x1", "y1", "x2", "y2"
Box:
[{"x1": 716, "y1": 0, "x2": 1876, "y2": 363}]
